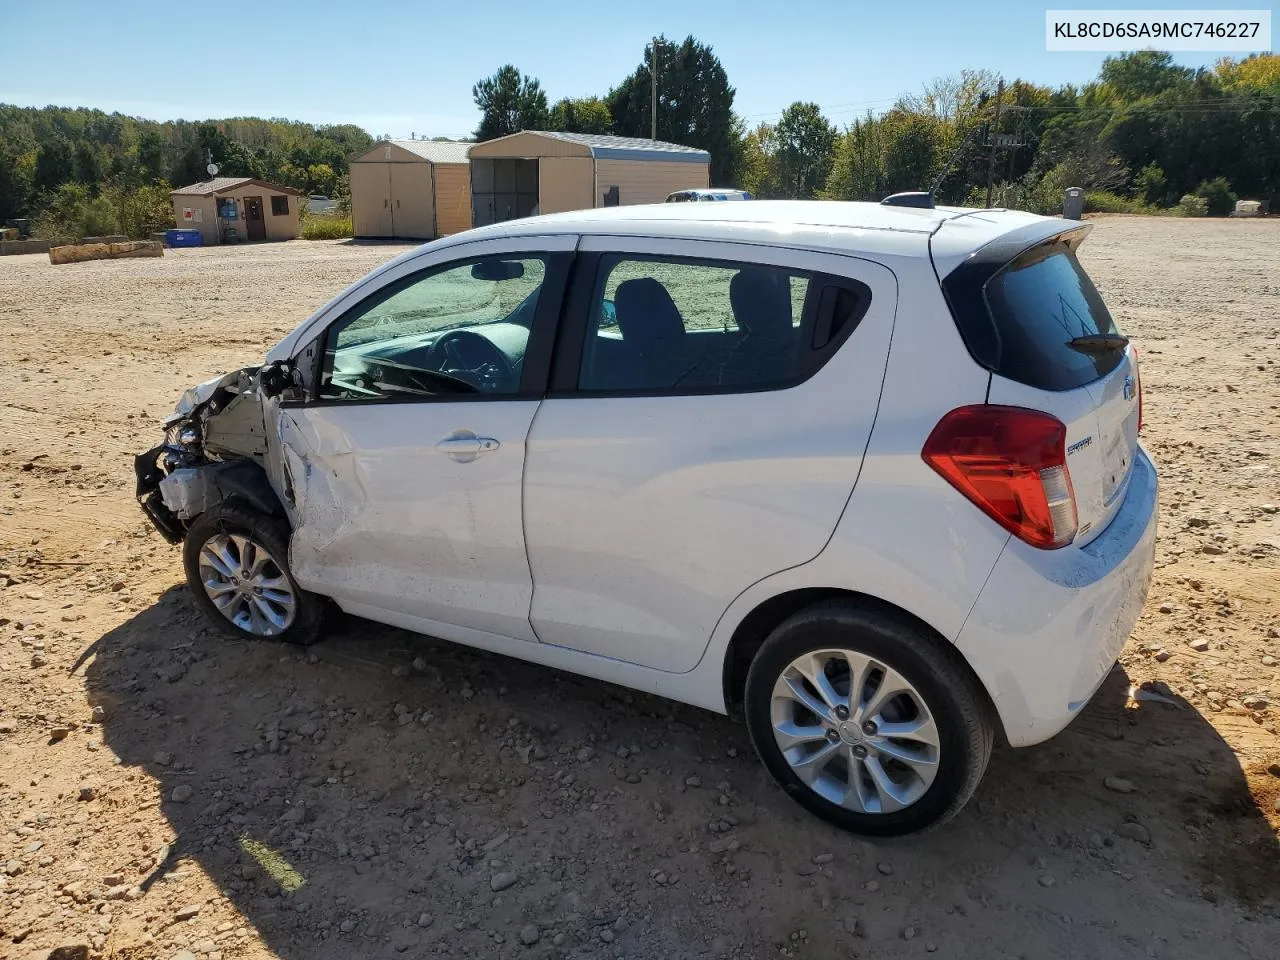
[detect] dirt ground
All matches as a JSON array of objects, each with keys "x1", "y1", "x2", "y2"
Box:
[{"x1": 1, "y1": 219, "x2": 1278, "y2": 960}]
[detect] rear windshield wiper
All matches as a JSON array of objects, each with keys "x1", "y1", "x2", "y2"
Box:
[{"x1": 1066, "y1": 332, "x2": 1129, "y2": 354}]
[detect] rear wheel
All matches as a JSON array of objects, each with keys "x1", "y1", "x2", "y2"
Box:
[
  {"x1": 182, "y1": 503, "x2": 324, "y2": 646},
  {"x1": 744, "y1": 599, "x2": 992, "y2": 836}
]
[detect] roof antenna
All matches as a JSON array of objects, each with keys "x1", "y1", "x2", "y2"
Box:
[{"x1": 881, "y1": 191, "x2": 935, "y2": 209}]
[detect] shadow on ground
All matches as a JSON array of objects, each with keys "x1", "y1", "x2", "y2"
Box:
[{"x1": 82, "y1": 586, "x2": 1280, "y2": 959}]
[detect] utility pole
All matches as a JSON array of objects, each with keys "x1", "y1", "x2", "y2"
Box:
[
  {"x1": 650, "y1": 38, "x2": 659, "y2": 140},
  {"x1": 985, "y1": 77, "x2": 1004, "y2": 209}
]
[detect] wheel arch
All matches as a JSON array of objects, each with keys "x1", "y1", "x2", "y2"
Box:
[{"x1": 719, "y1": 587, "x2": 1005, "y2": 744}]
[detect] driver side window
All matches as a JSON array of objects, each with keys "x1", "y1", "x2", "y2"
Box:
[{"x1": 319, "y1": 256, "x2": 547, "y2": 402}]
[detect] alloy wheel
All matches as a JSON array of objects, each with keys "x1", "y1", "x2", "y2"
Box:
[
  {"x1": 197, "y1": 533, "x2": 297, "y2": 637},
  {"x1": 770, "y1": 648, "x2": 940, "y2": 813}
]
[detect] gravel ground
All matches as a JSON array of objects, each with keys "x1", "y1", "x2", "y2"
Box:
[{"x1": 1, "y1": 221, "x2": 1278, "y2": 960}]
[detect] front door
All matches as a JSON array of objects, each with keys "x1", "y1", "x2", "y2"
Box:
[
  {"x1": 522, "y1": 237, "x2": 898, "y2": 672},
  {"x1": 244, "y1": 196, "x2": 266, "y2": 240},
  {"x1": 276, "y1": 242, "x2": 572, "y2": 641}
]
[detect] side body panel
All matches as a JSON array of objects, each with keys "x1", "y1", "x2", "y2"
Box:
[{"x1": 759, "y1": 260, "x2": 1009, "y2": 648}]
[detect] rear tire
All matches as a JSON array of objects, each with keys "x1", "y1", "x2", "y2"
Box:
[
  {"x1": 744, "y1": 599, "x2": 992, "y2": 836},
  {"x1": 182, "y1": 502, "x2": 324, "y2": 646}
]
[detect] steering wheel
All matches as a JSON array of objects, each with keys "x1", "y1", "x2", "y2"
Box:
[{"x1": 427, "y1": 330, "x2": 515, "y2": 392}]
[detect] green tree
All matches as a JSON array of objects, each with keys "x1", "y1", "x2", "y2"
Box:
[
  {"x1": 1194, "y1": 176, "x2": 1237, "y2": 215},
  {"x1": 0, "y1": 138, "x2": 34, "y2": 218},
  {"x1": 305, "y1": 163, "x2": 337, "y2": 196},
  {"x1": 1100, "y1": 51, "x2": 1192, "y2": 100},
  {"x1": 73, "y1": 140, "x2": 103, "y2": 189},
  {"x1": 106, "y1": 180, "x2": 174, "y2": 238},
  {"x1": 607, "y1": 35, "x2": 739, "y2": 184},
  {"x1": 548, "y1": 97, "x2": 613, "y2": 135},
  {"x1": 773, "y1": 102, "x2": 836, "y2": 198},
  {"x1": 1133, "y1": 162, "x2": 1167, "y2": 205},
  {"x1": 472, "y1": 65, "x2": 549, "y2": 140},
  {"x1": 33, "y1": 138, "x2": 75, "y2": 194},
  {"x1": 136, "y1": 130, "x2": 165, "y2": 181},
  {"x1": 737, "y1": 122, "x2": 781, "y2": 198},
  {"x1": 880, "y1": 110, "x2": 947, "y2": 193}
]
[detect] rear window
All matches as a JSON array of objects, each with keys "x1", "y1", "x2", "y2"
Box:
[{"x1": 942, "y1": 236, "x2": 1124, "y2": 392}]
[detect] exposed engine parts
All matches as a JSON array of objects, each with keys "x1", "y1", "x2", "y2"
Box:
[{"x1": 135, "y1": 364, "x2": 287, "y2": 543}]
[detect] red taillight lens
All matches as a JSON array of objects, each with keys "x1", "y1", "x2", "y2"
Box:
[
  {"x1": 922, "y1": 405, "x2": 1079, "y2": 549},
  {"x1": 1132, "y1": 346, "x2": 1143, "y2": 432}
]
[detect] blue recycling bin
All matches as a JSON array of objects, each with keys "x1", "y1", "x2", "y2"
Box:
[{"x1": 165, "y1": 229, "x2": 203, "y2": 248}]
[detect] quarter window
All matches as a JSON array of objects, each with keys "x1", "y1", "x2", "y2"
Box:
[{"x1": 319, "y1": 256, "x2": 547, "y2": 402}]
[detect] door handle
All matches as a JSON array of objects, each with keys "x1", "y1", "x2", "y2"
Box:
[{"x1": 435, "y1": 430, "x2": 499, "y2": 463}]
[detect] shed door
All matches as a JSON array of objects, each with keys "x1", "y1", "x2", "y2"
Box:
[
  {"x1": 390, "y1": 162, "x2": 435, "y2": 240},
  {"x1": 352, "y1": 162, "x2": 393, "y2": 237},
  {"x1": 472, "y1": 158, "x2": 538, "y2": 227}
]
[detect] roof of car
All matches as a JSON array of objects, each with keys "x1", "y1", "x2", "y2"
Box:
[{"x1": 439, "y1": 200, "x2": 1062, "y2": 263}]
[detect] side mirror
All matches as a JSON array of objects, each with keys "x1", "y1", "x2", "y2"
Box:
[
  {"x1": 471, "y1": 260, "x2": 525, "y2": 282},
  {"x1": 258, "y1": 359, "x2": 294, "y2": 398},
  {"x1": 601, "y1": 300, "x2": 618, "y2": 328}
]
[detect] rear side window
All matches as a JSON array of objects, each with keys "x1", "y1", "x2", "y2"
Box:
[
  {"x1": 575, "y1": 254, "x2": 869, "y2": 394},
  {"x1": 943, "y1": 237, "x2": 1124, "y2": 391}
]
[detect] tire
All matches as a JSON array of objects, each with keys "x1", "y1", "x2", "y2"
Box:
[
  {"x1": 182, "y1": 501, "x2": 324, "y2": 646},
  {"x1": 744, "y1": 599, "x2": 993, "y2": 837}
]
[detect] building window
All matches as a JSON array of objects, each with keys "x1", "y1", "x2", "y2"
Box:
[{"x1": 271, "y1": 195, "x2": 290, "y2": 216}]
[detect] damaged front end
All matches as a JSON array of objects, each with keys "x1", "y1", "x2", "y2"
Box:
[{"x1": 134, "y1": 360, "x2": 295, "y2": 543}]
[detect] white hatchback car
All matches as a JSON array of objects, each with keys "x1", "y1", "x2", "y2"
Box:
[{"x1": 135, "y1": 198, "x2": 1157, "y2": 835}]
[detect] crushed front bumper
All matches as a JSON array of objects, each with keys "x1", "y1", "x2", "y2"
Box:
[{"x1": 134, "y1": 445, "x2": 185, "y2": 544}]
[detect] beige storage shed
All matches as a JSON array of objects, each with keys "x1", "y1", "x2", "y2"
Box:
[
  {"x1": 170, "y1": 177, "x2": 302, "y2": 245},
  {"x1": 349, "y1": 139, "x2": 472, "y2": 240},
  {"x1": 466, "y1": 131, "x2": 710, "y2": 227}
]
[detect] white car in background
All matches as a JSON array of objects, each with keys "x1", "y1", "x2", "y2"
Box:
[
  {"x1": 306, "y1": 195, "x2": 337, "y2": 214},
  {"x1": 666, "y1": 188, "x2": 752, "y2": 202},
  {"x1": 135, "y1": 196, "x2": 1156, "y2": 836}
]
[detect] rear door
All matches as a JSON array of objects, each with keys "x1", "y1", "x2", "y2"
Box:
[
  {"x1": 522, "y1": 237, "x2": 898, "y2": 673},
  {"x1": 959, "y1": 236, "x2": 1140, "y2": 544}
]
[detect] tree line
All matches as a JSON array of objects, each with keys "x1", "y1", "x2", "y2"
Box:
[
  {"x1": 475, "y1": 45, "x2": 1279, "y2": 214},
  {"x1": 0, "y1": 106, "x2": 373, "y2": 238},
  {"x1": 2, "y1": 44, "x2": 1277, "y2": 240}
]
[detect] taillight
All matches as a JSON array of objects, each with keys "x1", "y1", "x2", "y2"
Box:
[
  {"x1": 922, "y1": 405, "x2": 1079, "y2": 549},
  {"x1": 1131, "y1": 346, "x2": 1143, "y2": 432}
]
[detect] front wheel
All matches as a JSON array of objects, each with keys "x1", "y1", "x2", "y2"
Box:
[
  {"x1": 182, "y1": 502, "x2": 324, "y2": 646},
  {"x1": 744, "y1": 600, "x2": 993, "y2": 836}
]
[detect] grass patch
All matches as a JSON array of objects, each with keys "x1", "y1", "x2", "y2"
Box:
[
  {"x1": 238, "y1": 835, "x2": 306, "y2": 891},
  {"x1": 301, "y1": 215, "x2": 353, "y2": 240}
]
